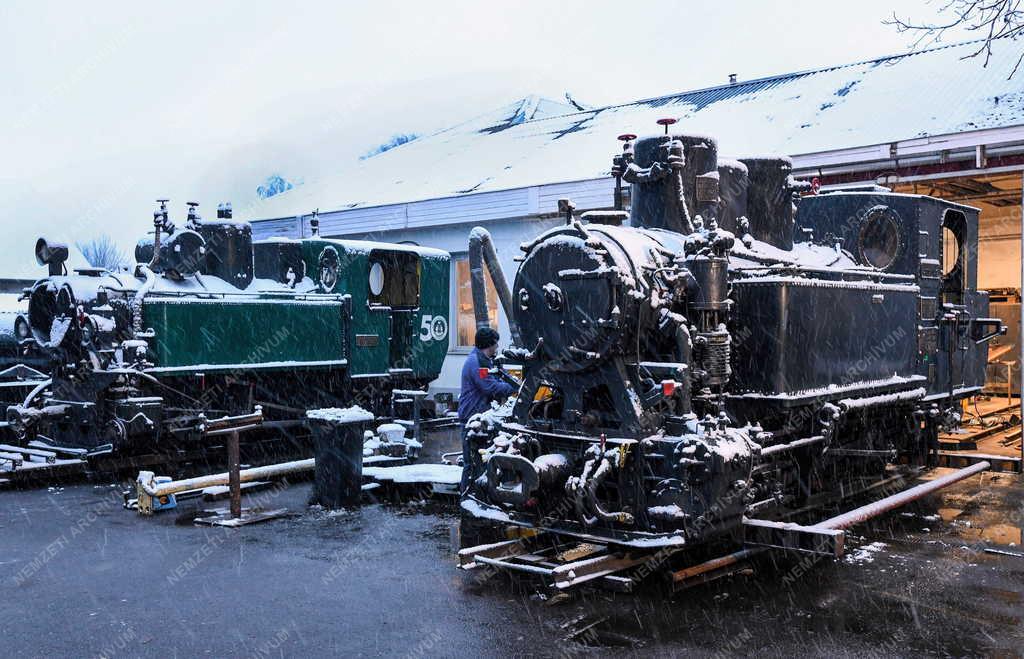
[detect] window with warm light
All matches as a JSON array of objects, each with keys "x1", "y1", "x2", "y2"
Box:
[{"x1": 454, "y1": 254, "x2": 499, "y2": 348}]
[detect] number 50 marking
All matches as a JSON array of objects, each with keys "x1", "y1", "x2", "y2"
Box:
[{"x1": 420, "y1": 315, "x2": 449, "y2": 342}]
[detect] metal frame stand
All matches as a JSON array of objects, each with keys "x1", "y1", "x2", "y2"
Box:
[
  {"x1": 194, "y1": 408, "x2": 292, "y2": 526},
  {"x1": 391, "y1": 389, "x2": 428, "y2": 446},
  {"x1": 133, "y1": 407, "x2": 292, "y2": 526}
]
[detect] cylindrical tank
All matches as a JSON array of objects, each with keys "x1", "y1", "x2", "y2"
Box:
[
  {"x1": 253, "y1": 239, "x2": 306, "y2": 286},
  {"x1": 513, "y1": 223, "x2": 668, "y2": 373},
  {"x1": 739, "y1": 156, "x2": 796, "y2": 250},
  {"x1": 135, "y1": 230, "x2": 207, "y2": 279},
  {"x1": 629, "y1": 133, "x2": 719, "y2": 233},
  {"x1": 716, "y1": 160, "x2": 749, "y2": 236},
  {"x1": 160, "y1": 230, "x2": 206, "y2": 279},
  {"x1": 195, "y1": 221, "x2": 255, "y2": 289},
  {"x1": 685, "y1": 255, "x2": 730, "y2": 312}
]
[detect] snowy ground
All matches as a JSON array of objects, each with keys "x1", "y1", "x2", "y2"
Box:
[{"x1": 1, "y1": 439, "x2": 1022, "y2": 657}]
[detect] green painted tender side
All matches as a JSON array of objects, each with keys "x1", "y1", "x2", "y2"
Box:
[
  {"x1": 300, "y1": 238, "x2": 450, "y2": 380},
  {"x1": 145, "y1": 297, "x2": 348, "y2": 373},
  {"x1": 141, "y1": 238, "x2": 449, "y2": 383}
]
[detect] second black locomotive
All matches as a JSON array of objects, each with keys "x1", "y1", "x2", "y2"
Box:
[{"x1": 461, "y1": 129, "x2": 1003, "y2": 550}]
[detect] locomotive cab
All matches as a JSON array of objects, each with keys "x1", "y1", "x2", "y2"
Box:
[
  {"x1": 367, "y1": 248, "x2": 421, "y2": 371},
  {"x1": 795, "y1": 192, "x2": 1002, "y2": 400}
]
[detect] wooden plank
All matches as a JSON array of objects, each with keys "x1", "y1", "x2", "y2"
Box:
[
  {"x1": 672, "y1": 548, "x2": 765, "y2": 584},
  {"x1": 193, "y1": 507, "x2": 291, "y2": 527},
  {"x1": 599, "y1": 575, "x2": 635, "y2": 592},
  {"x1": 937, "y1": 451, "x2": 1021, "y2": 473}
]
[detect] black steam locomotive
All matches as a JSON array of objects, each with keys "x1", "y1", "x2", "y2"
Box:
[{"x1": 460, "y1": 130, "x2": 1004, "y2": 552}]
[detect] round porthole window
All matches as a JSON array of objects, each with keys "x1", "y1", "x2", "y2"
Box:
[
  {"x1": 858, "y1": 206, "x2": 902, "y2": 270},
  {"x1": 368, "y1": 262, "x2": 385, "y2": 297}
]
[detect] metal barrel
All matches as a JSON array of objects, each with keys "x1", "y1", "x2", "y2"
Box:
[
  {"x1": 307, "y1": 411, "x2": 370, "y2": 508},
  {"x1": 738, "y1": 156, "x2": 797, "y2": 250},
  {"x1": 716, "y1": 159, "x2": 749, "y2": 235},
  {"x1": 629, "y1": 133, "x2": 719, "y2": 233}
]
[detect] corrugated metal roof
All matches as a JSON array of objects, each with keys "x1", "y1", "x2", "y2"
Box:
[{"x1": 248, "y1": 39, "x2": 1024, "y2": 225}]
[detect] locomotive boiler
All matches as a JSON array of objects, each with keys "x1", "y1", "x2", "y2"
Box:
[
  {"x1": 5, "y1": 202, "x2": 450, "y2": 456},
  {"x1": 459, "y1": 129, "x2": 1005, "y2": 556}
]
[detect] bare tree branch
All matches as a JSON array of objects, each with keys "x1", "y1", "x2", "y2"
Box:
[
  {"x1": 76, "y1": 234, "x2": 128, "y2": 271},
  {"x1": 884, "y1": 0, "x2": 1023, "y2": 78}
]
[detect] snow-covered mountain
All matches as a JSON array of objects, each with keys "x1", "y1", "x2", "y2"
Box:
[{"x1": 256, "y1": 174, "x2": 299, "y2": 199}]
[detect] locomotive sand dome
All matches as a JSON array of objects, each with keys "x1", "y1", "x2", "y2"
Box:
[
  {"x1": 6, "y1": 201, "x2": 450, "y2": 456},
  {"x1": 458, "y1": 127, "x2": 1006, "y2": 570}
]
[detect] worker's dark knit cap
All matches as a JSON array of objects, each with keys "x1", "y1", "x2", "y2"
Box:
[{"x1": 475, "y1": 327, "x2": 500, "y2": 350}]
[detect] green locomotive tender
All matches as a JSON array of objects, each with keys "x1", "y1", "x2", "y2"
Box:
[{"x1": 6, "y1": 202, "x2": 450, "y2": 453}]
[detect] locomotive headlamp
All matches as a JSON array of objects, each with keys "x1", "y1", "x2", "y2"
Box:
[{"x1": 34, "y1": 237, "x2": 69, "y2": 276}]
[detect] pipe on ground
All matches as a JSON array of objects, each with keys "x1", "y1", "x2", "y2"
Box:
[
  {"x1": 137, "y1": 458, "x2": 314, "y2": 499},
  {"x1": 813, "y1": 460, "x2": 990, "y2": 530},
  {"x1": 672, "y1": 460, "x2": 991, "y2": 583}
]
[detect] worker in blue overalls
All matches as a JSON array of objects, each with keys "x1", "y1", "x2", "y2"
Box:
[{"x1": 458, "y1": 327, "x2": 515, "y2": 492}]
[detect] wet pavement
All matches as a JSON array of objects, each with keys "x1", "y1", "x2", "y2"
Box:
[{"x1": 2, "y1": 469, "x2": 1023, "y2": 658}]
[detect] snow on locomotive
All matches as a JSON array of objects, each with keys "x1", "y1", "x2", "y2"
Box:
[
  {"x1": 6, "y1": 202, "x2": 450, "y2": 454},
  {"x1": 459, "y1": 129, "x2": 1004, "y2": 556}
]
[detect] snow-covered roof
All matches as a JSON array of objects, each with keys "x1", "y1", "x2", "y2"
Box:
[{"x1": 248, "y1": 39, "x2": 1024, "y2": 225}]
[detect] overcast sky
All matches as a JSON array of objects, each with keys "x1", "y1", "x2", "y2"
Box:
[{"x1": 0, "y1": 0, "x2": 975, "y2": 275}]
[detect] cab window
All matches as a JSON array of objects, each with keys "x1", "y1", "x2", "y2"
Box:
[{"x1": 368, "y1": 250, "x2": 420, "y2": 308}]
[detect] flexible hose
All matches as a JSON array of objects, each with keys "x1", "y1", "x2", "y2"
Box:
[
  {"x1": 569, "y1": 448, "x2": 636, "y2": 526},
  {"x1": 468, "y1": 226, "x2": 521, "y2": 345},
  {"x1": 132, "y1": 265, "x2": 156, "y2": 336},
  {"x1": 22, "y1": 378, "x2": 52, "y2": 408}
]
